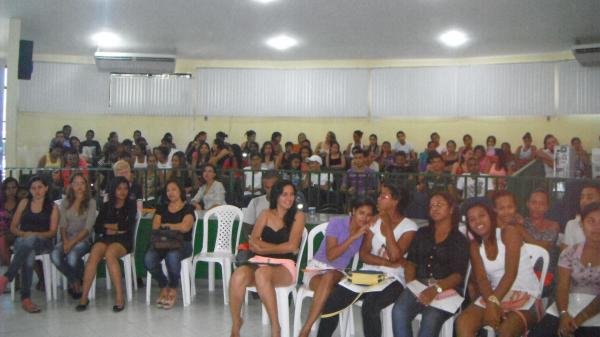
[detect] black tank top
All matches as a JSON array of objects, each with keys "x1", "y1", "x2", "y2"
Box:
[
  {"x1": 328, "y1": 155, "x2": 342, "y2": 167},
  {"x1": 20, "y1": 200, "x2": 51, "y2": 232},
  {"x1": 260, "y1": 225, "x2": 295, "y2": 261}
]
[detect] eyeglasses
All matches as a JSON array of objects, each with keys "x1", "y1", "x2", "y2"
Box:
[{"x1": 378, "y1": 194, "x2": 392, "y2": 199}]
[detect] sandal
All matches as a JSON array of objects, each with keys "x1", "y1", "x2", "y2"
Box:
[
  {"x1": 156, "y1": 288, "x2": 169, "y2": 308},
  {"x1": 22, "y1": 298, "x2": 41, "y2": 313},
  {"x1": 162, "y1": 289, "x2": 176, "y2": 310}
]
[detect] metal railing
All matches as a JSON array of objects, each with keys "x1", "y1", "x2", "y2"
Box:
[{"x1": 4, "y1": 165, "x2": 596, "y2": 221}]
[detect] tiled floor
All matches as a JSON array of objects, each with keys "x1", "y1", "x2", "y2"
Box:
[{"x1": 0, "y1": 279, "x2": 350, "y2": 337}]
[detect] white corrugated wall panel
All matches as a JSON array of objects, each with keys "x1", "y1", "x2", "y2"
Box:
[
  {"x1": 19, "y1": 62, "x2": 109, "y2": 113},
  {"x1": 457, "y1": 62, "x2": 555, "y2": 116},
  {"x1": 558, "y1": 61, "x2": 600, "y2": 115},
  {"x1": 196, "y1": 68, "x2": 369, "y2": 117},
  {"x1": 109, "y1": 75, "x2": 193, "y2": 116},
  {"x1": 371, "y1": 66, "x2": 459, "y2": 117}
]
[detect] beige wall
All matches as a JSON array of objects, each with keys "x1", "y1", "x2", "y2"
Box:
[{"x1": 16, "y1": 111, "x2": 600, "y2": 167}]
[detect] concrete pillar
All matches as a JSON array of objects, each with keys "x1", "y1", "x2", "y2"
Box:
[{"x1": 6, "y1": 17, "x2": 21, "y2": 167}]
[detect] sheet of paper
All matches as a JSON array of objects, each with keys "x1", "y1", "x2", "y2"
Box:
[
  {"x1": 546, "y1": 293, "x2": 600, "y2": 327},
  {"x1": 406, "y1": 280, "x2": 464, "y2": 314}
]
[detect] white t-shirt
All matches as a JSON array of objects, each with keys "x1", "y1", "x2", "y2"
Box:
[
  {"x1": 563, "y1": 217, "x2": 585, "y2": 246},
  {"x1": 305, "y1": 172, "x2": 333, "y2": 187},
  {"x1": 243, "y1": 166, "x2": 263, "y2": 195},
  {"x1": 542, "y1": 148, "x2": 555, "y2": 178},
  {"x1": 456, "y1": 173, "x2": 495, "y2": 199},
  {"x1": 361, "y1": 217, "x2": 418, "y2": 285},
  {"x1": 244, "y1": 195, "x2": 270, "y2": 225},
  {"x1": 392, "y1": 142, "x2": 414, "y2": 154},
  {"x1": 369, "y1": 161, "x2": 380, "y2": 172}
]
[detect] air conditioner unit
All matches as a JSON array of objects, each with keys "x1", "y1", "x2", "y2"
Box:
[
  {"x1": 572, "y1": 43, "x2": 600, "y2": 66},
  {"x1": 94, "y1": 51, "x2": 176, "y2": 74}
]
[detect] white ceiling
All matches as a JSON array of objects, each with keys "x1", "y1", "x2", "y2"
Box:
[{"x1": 0, "y1": 0, "x2": 599, "y2": 60}]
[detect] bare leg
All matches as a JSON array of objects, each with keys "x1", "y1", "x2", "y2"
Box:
[
  {"x1": 229, "y1": 266, "x2": 256, "y2": 337},
  {"x1": 105, "y1": 243, "x2": 127, "y2": 306},
  {"x1": 79, "y1": 243, "x2": 107, "y2": 305},
  {"x1": 456, "y1": 304, "x2": 486, "y2": 337},
  {"x1": 496, "y1": 310, "x2": 537, "y2": 337},
  {"x1": 299, "y1": 271, "x2": 344, "y2": 337},
  {"x1": 254, "y1": 265, "x2": 293, "y2": 337}
]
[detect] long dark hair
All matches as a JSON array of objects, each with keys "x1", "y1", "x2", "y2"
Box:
[
  {"x1": 269, "y1": 180, "x2": 297, "y2": 228},
  {"x1": 465, "y1": 201, "x2": 498, "y2": 244},
  {"x1": 581, "y1": 202, "x2": 600, "y2": 223},
  {"x1": 428, "y1": 191, "x2": 460, "y2": 230},
  {"x1": 380, "y1": 183, "x2": 408, "y2": 215},
  {"x1": 229, "y1": 144, "x2": 244, "y2": 168},
  {"x1": 107, "y1": 176, "x2": 130, "y2": 206},
  {"x1": 1, "y1": 177, "x2": 20, "y2": 202},
  {"x1": 27, "y1": 175, "x2": 54, "y2": 214}
]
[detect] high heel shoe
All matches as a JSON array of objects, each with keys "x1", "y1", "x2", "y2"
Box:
[{"x1": 75, "y1": 300, "x2": 89, "y2": 312}]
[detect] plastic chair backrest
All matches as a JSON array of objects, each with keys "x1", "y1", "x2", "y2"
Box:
[
  {"x1": 132, "y1": 211, "x2": 141, "y2": 252},
  {"x1": 201, "y1": 205, "x2": 244, "y2": 255},
  {"x1": 523, "y1": 243, "x2": 549, "y2": 296},
  {"x1": 295, "y1": 227, "x2": 309, "y2": 282},
  {"x1": 307, "y1": 222, "x2": 328, "y2": 261}
]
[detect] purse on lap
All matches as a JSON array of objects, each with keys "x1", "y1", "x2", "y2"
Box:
[{"x1": 150, "y1": 229, "x2": 183, "y2": 251}]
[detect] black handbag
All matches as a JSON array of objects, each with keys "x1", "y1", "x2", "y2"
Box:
[{"x1": 150, "y1": 229, "x2": 184, "y2": 251}]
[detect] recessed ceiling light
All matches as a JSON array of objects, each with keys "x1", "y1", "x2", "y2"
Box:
[
  {"x1": 438, "y1": 29, "x2": 469, "y2": 47},
  {"x1": 91, "y1": 31, "x2": 122, "y2": 48},
  {"x1": 252, "y1": 0, "x2": 279, "y2": 4},
  {"x1": 265, "y1": 34, "x2": 298, "y2": 51}
]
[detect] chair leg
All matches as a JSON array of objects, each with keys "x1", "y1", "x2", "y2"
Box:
[
  {"x1": 51, "y1": 264, "x2": 58, "y2": 301},
  {"x1": 41, "y1": 255, "x2": 53, "y2": 302},
  {"x1": 181, "y1": 262, "x2": 190, "y2": 307},
  {"x1": 221, "y1": 260, "x2": 231, "y2": 305},
  {"x1": 208, "y1": 262, "x2": 215, "y2": 292},
  {"x1": 349, "y1": 306, "x2": 355, "y2": 335},
  {"x1": 381, "y1": 304, "x2": 393, "y2": 337},
  {"x1": 440, "y1": 316, "x2": 454, "y2": 337},
  {"x1": 123, "y1": 256, "x2": 133, "y2": 302},
  {"x1": 145, "y1": 271, "x2": 152, "y2": 305},
  {"x1": 292, "y1": 291, "x2": 307, "y2": 337},
  {"x1": 190, "y1": 261, "x2": 197, "y2": 297},
  {"x1": 130, "y1": 256, "x2": 138, "y2": 291},
  {"x1": 105, "y1": 264, "x2": 111, "y2": 290},
  {"x1": 276, "y1": 289, "x2": 291, "y2": 337}
]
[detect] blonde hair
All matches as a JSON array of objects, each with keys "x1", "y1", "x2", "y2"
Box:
[{"x1": 112, "y1": 160, "x2": 131, "y2": 175}]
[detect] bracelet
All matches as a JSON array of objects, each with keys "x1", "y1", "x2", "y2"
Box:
[{"x1": 487, "y1": 295, "x2": 501, "y2": 306}]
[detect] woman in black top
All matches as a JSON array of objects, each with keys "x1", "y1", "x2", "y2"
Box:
[
  {"x1": 391, "y1": 192, "x2": 469, "y2": 337},
  {"x1": 0, "y1": 176, "x2": 58, "y2": 313},
  {"x1": 144, "y1": 180, "x2": 195, "y2": 309},
  {"x1": 229, "y1": 180, "x2": 305, "y2": 337},
  {"x1": 77, "y1": 177, "x2": 136, "y2": 312}
]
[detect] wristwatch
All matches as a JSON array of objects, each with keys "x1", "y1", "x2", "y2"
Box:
[{"x1": 432, "y1": 284, "x2": 443, "y2": 294}]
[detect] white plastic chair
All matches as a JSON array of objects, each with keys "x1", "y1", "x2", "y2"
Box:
[
  {"x1": 191, "y1": 205, "x2": 243, "y2": 305},
  {"x1": 89, "y1": 212, "x2": 141, "y2": 302},
  {"x1": 246, "y1": 227, "x2": 308, "y2": 337},
  {"x1": 483, "y1": 243, "x2": 549, "y2": 337},
  {"x1": 10, "y1": 253, "x2": 53, "y2": 302},
  {"x1": 292, "y1": 222, "x2": 358, "y2": 337},
  {"x1": 145, "y1": 218, "x2": 198, "y2": 307}
]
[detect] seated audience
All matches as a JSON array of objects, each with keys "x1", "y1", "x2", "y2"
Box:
[
  {"x1": 38, "y1": 144, "x2": 63, "y2": 169},
  {"x1": 538, "y1": 134, "x2": 558, "y2": 178},
  {"x1": 452, "y1": 147, "x2": 473, "y2": 175},
  {"x1": 345, "y1": 130, "x2": 365, "y2": 158},
  {"x1": 392, "y1": 192, "x2": 469, "y2": 337},
  {"x1": 298, "y1": 197, "x2": 376, "y2": 337},
  {"x1": 501, "y1": 142, "x2": 517, "y2": 173},
  {"x1": 0, "y1": 178, "x2": 21, "y2": 267},
  {"x1": 243, "y1": 153, "x2": 265, "y2": 196},
  {"x1": 77, "y1": 176, "x2": 136, "y2": 312},
  {"x1": 260, "y1": 141, "x2": 281, "y2": 170},
  {"x1": 166, "y1": 151, "x2": 193, "y2": 195},
  {"x1": 209, "y1": 138, "x2": 230, "y2": 168},
  {"x1": 241, "y1": 171, "x2": 279, "y2": 242},
  {"x1": 51, "y1": 174, "x2": 96, "y2": 299},
  {"x1": 418, "y1": 152, "x2": 455, "y2": 196},
  {"x1": 458, "y1": 134, "x2": 473, "y2": 162},
  {"x1": 493, "y1": 190, "x2": 523, "y2": 229},
  {"x1": 62, "y1": 148, "x2": 89, "y2": 188},
  {"x1": 81, "y1": 129, "x2": 102, "y2": 165},
  {"x1": 316, "y1": 184, "x2": 417, "y2": 337},
  {"x1": 192, "y1": 142, "x2": 212, "y2": 175},
  {"x1": 240, "y1": 130, "x2": 256, "y2": 153},
  {"x1": 132, "y1": 143, "x2": 148, "y2": 169},
  {"x1": 144, "y1": 180, "x2": 195, "y2": 309},
  {"x1": 456, "y1": 201, "x2": 541, "y2": 337},
  {"x1": 191, "y1": 164, "x2": 226, "y2": 210},
  {"x1": 572, "y1": 137, "x2": 591, "y2": 178},
  {"x1": 0, "y1": 176, "x2": 59, "y2": 313},
  {"x1": 474, "y1": 145, "x2": 492, "y2": 174},
  {"x1": 325, "y1": 141, "x2": 346, "y2": 171},
  {"x1": 315, "y1": 131, "x2": 336, "y2": 157},
  {"x1": 442, "y1": 140, "x2": 459, "y2": 172},
  {"x1": 515, "y1": 132, "x2": 537, "y2": 168},
  {"x1": 377, "y1": 141, "x2": 394, "y2": 170},
  {"x1": 456, "y1": 157, "x2": 495, "y2": 200},
  {"x1": 529, "y1": 202, "x2": 600, "y2": 337},
  {"x1": 562, "y1": 183, "x2": 600, "y2": 249},
  {"x1": 341, "y1": 149, "x2": 378, "y2": 197},
  {"x1": 392, "y1": 130, "x2": 416, "y2": 161},
  {"x1": 366, "y1": 133, "x2": 381, "y2": 157},
  {"x1": 228, "y1": 180, "x2": 305, "y2": 337}
]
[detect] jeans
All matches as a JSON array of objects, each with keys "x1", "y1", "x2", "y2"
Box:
[
  {"x1": 144, "y1": 241, "x2": 193, "y2": 289},
  {"x1": 317, "y1": 281, "x2": 404, "y2": 337},
  {"x1": 4, "y1": 236, "x2": 53, "y2": 300},
  {"x1": 529, "y1": 314, "x2": 600, "y2": 337},
  {"x1": 50, "y1": 240, "x2": 90, "y2": 284},
  {"x1": 392, "y1": 289, "x2": 452, "y2": 337}
]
